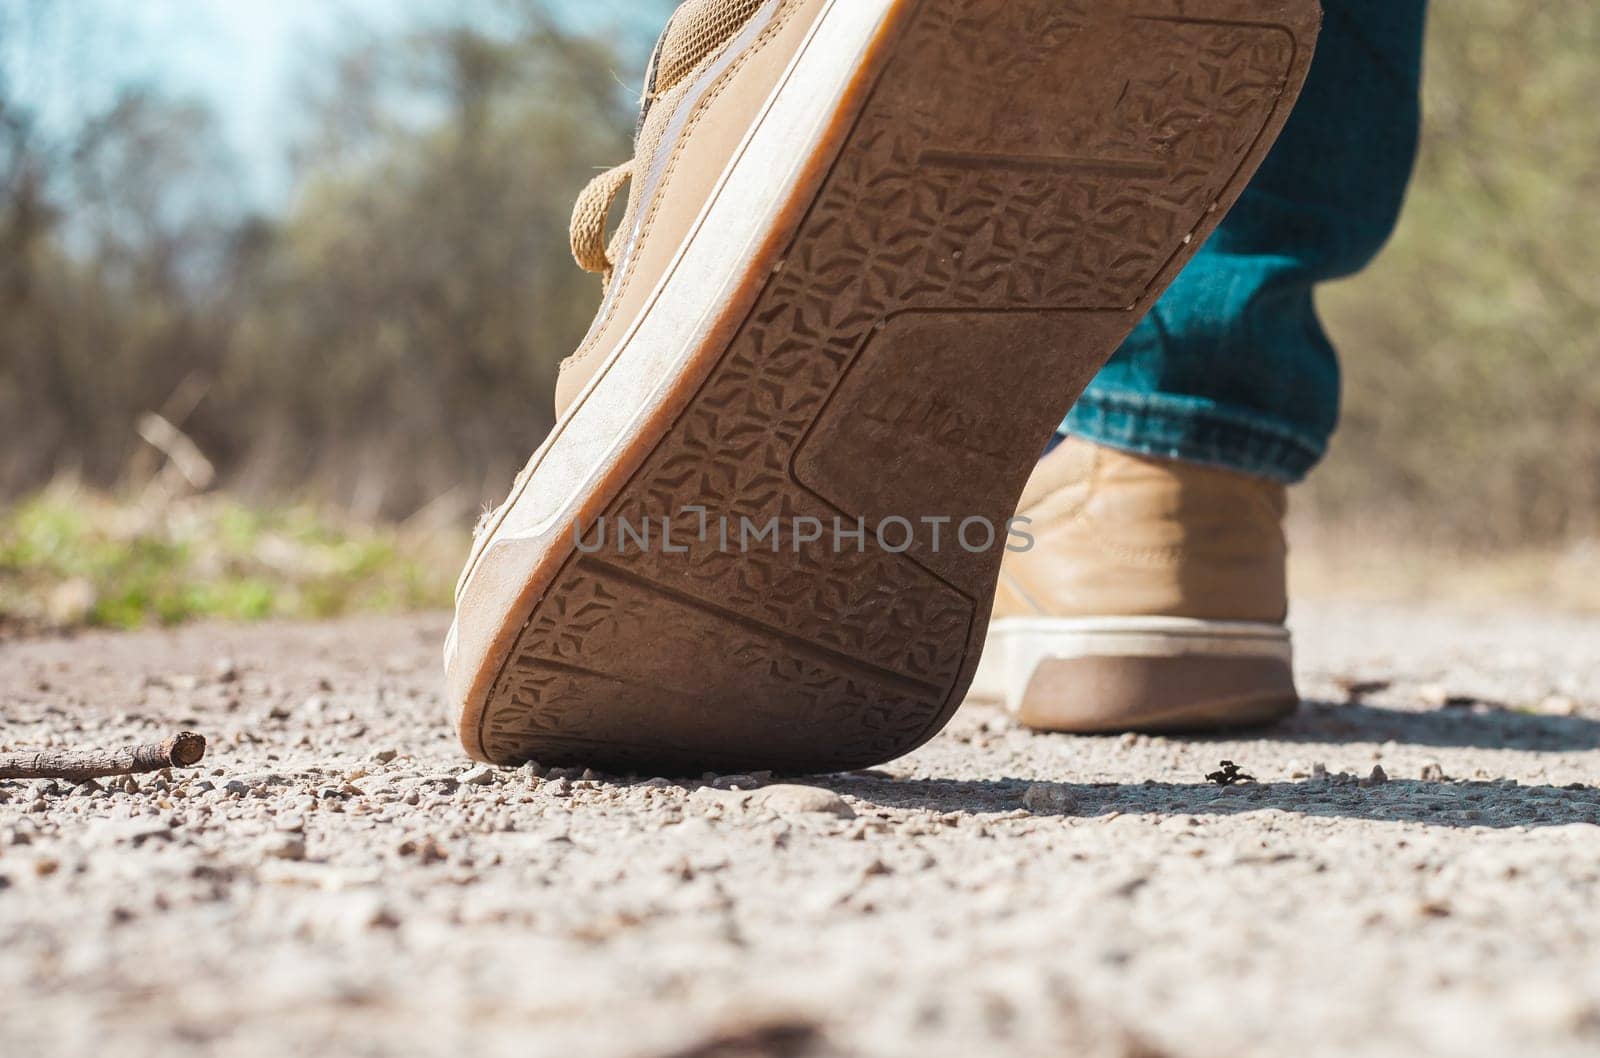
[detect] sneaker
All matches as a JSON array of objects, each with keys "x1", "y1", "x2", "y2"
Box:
[
  {"x1": 447, "y1": 0, "x2": 1321, "y2": 772},
  {"x1": 971, "y1": 438, "x2": 1298, "y2": 732}
]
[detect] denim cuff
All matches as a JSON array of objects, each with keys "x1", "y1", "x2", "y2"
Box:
[{"x1": 1061, "y1": 388, "x2": 1326, "y2": 484}]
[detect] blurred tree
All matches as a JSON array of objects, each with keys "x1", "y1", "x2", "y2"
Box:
[
  {"x1": 1, "y1": 0, "x2": 240, "y2": 497},
  {"x1": 218, "y1": 3, "x2": 634, "y2": 516},
  {"x1": 3, "y1": 0, "x2": 1598, "y2": 549}
]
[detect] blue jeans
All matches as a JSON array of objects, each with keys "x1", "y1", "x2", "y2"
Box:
[{"x1": 1062, "y1": 0, "x2": 1429, "y2": 483}]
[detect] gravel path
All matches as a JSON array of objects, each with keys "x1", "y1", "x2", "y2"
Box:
[{"x1": 3, "y1": 601, "x2": 1599, "y2": 1058}]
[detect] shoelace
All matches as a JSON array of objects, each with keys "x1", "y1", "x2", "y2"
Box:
[
  {"x1": 569, "y1": 159, "x2": 635, "y2": 279},
  {"x1": 567, "y1": 0, "x2": 763, "y2": 280}
]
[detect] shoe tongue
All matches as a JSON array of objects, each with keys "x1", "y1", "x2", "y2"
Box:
[{"x1": 649, "y1": 0, "x2": 765, "y2": 99}]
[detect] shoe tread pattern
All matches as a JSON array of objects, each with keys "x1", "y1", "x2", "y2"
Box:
[{"x1": 479, "y1": 0, "x2": 1315, "y2": 771}]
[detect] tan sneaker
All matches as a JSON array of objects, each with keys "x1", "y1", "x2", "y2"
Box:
[
  {"x1": 448, "y1": 0, "x2": 1321, "y2": 772},
  {"x1": 971, "y1": 438, "x2": 1298, "y2": 732}
]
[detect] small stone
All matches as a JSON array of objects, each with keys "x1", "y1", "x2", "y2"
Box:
[
  {"x1": 751, "y1": 785, "x2": 855, "y2": 818},
  {"x1": 365, "y1": 904, "x2": 401, "y2": 930},
  {"x1": 712, "y1": 774, "x2": 766, "y2": 790},
  {"x1": 690, "y1": 786, "x2": 752, "y2": 811},
  {"x1": 397, "y1": 836, "x2": 448, "y2": 865},
  {"x1": 460, "y1": 765, "x2": 497, "y2": 786},
  {"x1": 1361, "y1": 765, "x2": 1389, "y2": 787},
  {"x1": 223, "y1": 780, "x2": 250, "y2": 798},
  {"x1": 1420, "y1": 763, "x2": 1448, "y2": 782},
  {"x1": 1310, "y1": 762, "x2": 1329, "y2": 781},
  {"x1": 261, "y1": 835, "x2": 307, "y2": 862},
  {"x1": 579, "y1": 768, "x2": 600, "y2": 782},
  {"x1": 213, "y1": 658, "x2": 239, "y2": 683},
  {"x1": 1335, "y1": 677, "x2": 1392, "y2": 700},
  {"x1": 1536, "y1": 695, "x2": 1579, "y2": 717},
  {"x1": 372, "y1": 749, "x2": 399, "y2": 764},
  {"x1": 1023, "y1": 783, "x2": 1079, "y2": 814},
  {"x1": 1420, "y1": 685, "x2": 1483, "y2": 709}
]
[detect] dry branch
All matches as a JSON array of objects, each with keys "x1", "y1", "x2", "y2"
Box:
[{"x1": 0, "y1": 732, "x2": 207, "y2": 782}]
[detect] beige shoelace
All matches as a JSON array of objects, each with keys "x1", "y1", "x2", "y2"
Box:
[
  {"x1": 569, "y1": 160, "x2": 635, "y2": 279},
  {"x1": 566, "y1": 0, "x2": 767, "y2": 283}
]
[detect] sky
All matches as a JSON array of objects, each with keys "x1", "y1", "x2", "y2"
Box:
[{"x1": 2, "y1": 0, "x2": 666, "y2": 206}]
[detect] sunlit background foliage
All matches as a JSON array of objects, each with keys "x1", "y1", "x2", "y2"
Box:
[{"x1": 2, "y1": 0, "x2": 1597, "y2": 625}]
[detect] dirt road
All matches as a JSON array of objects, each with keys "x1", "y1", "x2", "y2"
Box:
[{"x1": 3, "y1": 602, "x2": 1599, "y2": 1058}]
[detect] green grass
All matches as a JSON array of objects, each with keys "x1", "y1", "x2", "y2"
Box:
[{"x1": 0, "y1": 486, "x2": 465, "y2": 630}]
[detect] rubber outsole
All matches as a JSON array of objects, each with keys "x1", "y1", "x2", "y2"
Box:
[
  {"x1": 1015, "y1": 651, "x2": 1300, "y2": 734},
  {"x1": 462, "y1": 0, "x2": 1322, "y2": 773},
  {"x1": 972, "y1": 617, "x2": 1299, "y2": 733}
]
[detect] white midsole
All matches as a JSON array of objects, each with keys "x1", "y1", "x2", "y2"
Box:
[
  {"x1": 969, "y1": 617, "x2": 1294, "y2": 706},
  {"x1": 446, "y1": 0, "x2": 898, "y2": 671}
]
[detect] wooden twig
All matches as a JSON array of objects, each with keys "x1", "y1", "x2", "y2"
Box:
[{"x1": 0, "y1": 732, "x2": 207, "y2": 782}]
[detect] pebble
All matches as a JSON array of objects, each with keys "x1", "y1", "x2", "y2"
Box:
[
  {"x1": 751, "y1": 785, "x2": 855, "y2": 818},
  {"x1": 690, "y1": 787, "x2": 752, "y2": 811},
  {"x1": 372, "y1": 749, "x2": 399, "y2": 764},
  {"x1": 1536, "y1": 695, "x2": 1579, "y2": 717},
  {"x1": 460, "y1": 765, "x2": 497, "y2": 786},
  {"x1": 1023, "y1": 783, "x2": 1079, "y2": 815},
  {"x1": 1418, "y1": 684, "x2": 1450, "y2": 708},
  {"x1": 711, "y1": 774, "x2": 767, "y2": 790},
  {"x1": 261, "y1": 835, "x2": 308, "y2": 862}
]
